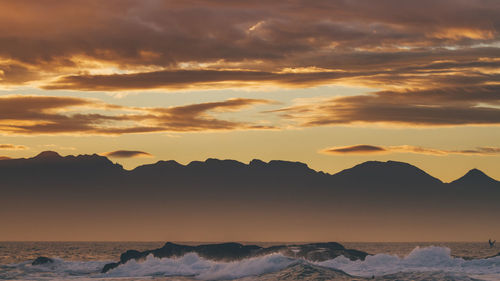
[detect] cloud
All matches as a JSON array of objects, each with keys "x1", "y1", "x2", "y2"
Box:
[
  {"x1": 321, "y1": 145, "x2": 500, "y2": 156},
  {"x1": 273, "y1": 84, "x2": 500, "y2": 126},
  {"x1": 0, "y1": 0, "x2": 498, "y2": 92},
  {"x1": 0, "y1": 144, "x2": 27, "y2": 150},
  {"x1": 322, "y1": 145, "x2": 387, "y2": 154},
  {"x1": 0, "y1": 95, "x2": 274, "y2": 135},
  {"x1": 42, "y1": 70, "x2": 354, "y2": 91},
  {"x1": 102, "y1": 150, "x2": 153, "y2": 158},
  {"x1": 0, "y1": 156, "x2": 12, "y2": 160},
  {"x1": 1, "y1": 1, "x2": 500, "y2": 129}
]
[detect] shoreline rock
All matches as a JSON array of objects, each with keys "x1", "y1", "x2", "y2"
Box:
[{"x1": 101, "y1": 242, "x2": 369, "y2": 273}]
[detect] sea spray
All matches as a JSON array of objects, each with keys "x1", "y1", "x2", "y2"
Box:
[
  {"x1": 318, "y1": 246, "x2": 500, "y2": 277},
  {"x1": 103, "y1": 252, "x2": 296, "y2": 280}
]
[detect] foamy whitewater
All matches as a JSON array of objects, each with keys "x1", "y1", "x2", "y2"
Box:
[
  {"x1": 1, "y1": 242, "x2": 499, "y2": 280},
  {"x1": 318, "y1": 246, "x2": 500, "y2": 277}
]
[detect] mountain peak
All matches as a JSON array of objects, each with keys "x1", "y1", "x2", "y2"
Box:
[
  {"x1": 451, "y1": 168, "x2": 498, "y2": 185},
  {"x1": 333, "y1": 160, "x2": 442, "y2": 185},
  {"x1": 32, "y1": 151, "x2": 62, "y2": 160}
]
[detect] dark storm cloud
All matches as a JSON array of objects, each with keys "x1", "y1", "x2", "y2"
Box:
[
  {"x1": 0, "y1": 95, "x2": 273, "y2": 135},
  {"x1": 102, "y1": 150, "x2": 153, "y2": 158}
]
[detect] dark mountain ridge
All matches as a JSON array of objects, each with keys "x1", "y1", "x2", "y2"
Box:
[
  {"x1": 1, "y1": 151, "x2": 496, "y2": 185},
  {"x1": 1, "y1": 151, "x2": 499, "y2": 241}
]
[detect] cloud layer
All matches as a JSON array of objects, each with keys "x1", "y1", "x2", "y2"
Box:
[
  {"x1": 0, "y1": 95, "x2": 273, "y2": 135},
  {"x1": 1, "y1": 0, "x2": 499, "y2": 90},
  {"x1": 273, "y1": 85, "x2": 500, "y2": 126},
  {"x1": 1, "y1": 1, "x2": 499, "y2": 128},
  {"x1": 322, "y1": 145, "x2": 500, "y2": 156}
]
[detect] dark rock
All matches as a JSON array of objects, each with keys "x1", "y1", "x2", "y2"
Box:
[
  {"x1": 101, "y1": 242, "x2": 369, "y2": 273},
  {"x1": 120, "y1": 250, "x2": 143, "y2": 263},
  {"x1": 32, "y1": 256, "x2": 54, "y2": 265},
  {"x1": 101, "y1": 262, "x2": 120, "y2": 273}
]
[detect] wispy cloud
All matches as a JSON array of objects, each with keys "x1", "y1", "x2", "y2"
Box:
[
  {"x1": 0, "y1": 144, "x2": 27, "y2": 150},
  {"x1": 0, "y1": 95, "x2": 274, "y2": 135},
  {"x1": 273, "y1": 85, "x2": 500, "y2": 126},
  {"x1": 321, "y1": 145, "x2": 500, "y2": 156},
  {"x1": 101, "y1": 150, "x2": 153, "y2": 158}
]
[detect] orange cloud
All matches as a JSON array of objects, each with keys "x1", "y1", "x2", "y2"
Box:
[
  {"x1": 0, "y1": 0, "x2": 498, "y2": 93},
  {"x1": 0, "y1": 95, "x2": 274, "y2": 135},
  {"x1": 1, "y1": 1, "x2": 499, "y2": 130},
  {"x1": 273, "y1": 84, "x2": 500, "y2": 126},
  {"x1": 0, "y1": 144, "x2": 28, "y2": 150}
]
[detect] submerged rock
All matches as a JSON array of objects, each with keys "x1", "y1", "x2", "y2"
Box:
[
  {"x1": 101, "y1": 242, "x2": 369, "y2": 273},
  {"x1": 32, "y1": 256, "x2": 54, "y2": 265}
]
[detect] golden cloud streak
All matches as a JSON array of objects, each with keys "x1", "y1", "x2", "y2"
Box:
[{"x1": 0, "y1": 95, "x2": 275, "y2": 136}]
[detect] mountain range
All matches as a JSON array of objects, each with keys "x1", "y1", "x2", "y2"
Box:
[
  {"x1": 1, "y1": 150, "x2": 497, "y2": 185},
  {"x1": 0, "y1": 151, "x2": 498, "y2": 241}
]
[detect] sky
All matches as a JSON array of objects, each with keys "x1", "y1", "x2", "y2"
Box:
[{"x1": 1, "y1": 0, "x2": 500, "y2": 182}]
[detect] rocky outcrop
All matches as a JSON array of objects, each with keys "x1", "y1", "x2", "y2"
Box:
[{"x1": 101, "y1": 242, "x2": 369, "y2": 273}]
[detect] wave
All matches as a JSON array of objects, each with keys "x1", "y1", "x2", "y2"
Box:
[
  {"x1": 102, "y1": 252, "x2": 296, "y2": 280},
  {"x1": 2, "y1": 246, "x2": 500, "y2": 280},
  {"x1": 318, "y1": 246, "x2": 500, "y2": 277}
]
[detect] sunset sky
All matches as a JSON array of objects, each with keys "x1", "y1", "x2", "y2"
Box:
[{"x1": 1, "y1": 0, "x2": 500, "y2": 182}]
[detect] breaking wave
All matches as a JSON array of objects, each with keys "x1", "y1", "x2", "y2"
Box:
[
  {"x1": 318, "y1": 246, "x2": 500, "y2": 277},
  {"x1": 2, "y1": 246, "x2": 499, "y2": 280},
  {"x1": 103, "y1": 253, "x2": 296, "y2": 280}
]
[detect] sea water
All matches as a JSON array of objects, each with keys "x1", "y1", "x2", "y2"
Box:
[{"x1": 1, "y1": 242, "x2": 499, "y2": 280}]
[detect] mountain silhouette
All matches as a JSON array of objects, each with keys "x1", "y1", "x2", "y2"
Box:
[
  {"x1": 332, "y1": 160, "x2": 442, "y2": 186},
  {"x1": 0, "y1": 151, "x2": 499, "y2": 241},
  {"x1": 451, "y1": 168, "x2": 499, "y2": 186}
]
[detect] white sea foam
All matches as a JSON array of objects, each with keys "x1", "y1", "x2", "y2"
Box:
[
  {"x1": 2, "y1": 246, "x2": 499, "y2": 280},
  {"x1": 102, "y1": 253, "x2": 296, "y2": 280},
  {"x1": 317, "y1": 246, "x2": 500, "y2": 278}
]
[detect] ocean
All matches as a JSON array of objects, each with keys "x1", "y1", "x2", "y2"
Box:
[{"x1": 1, "y1": 242, "x2": 499, "y2": 280}]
